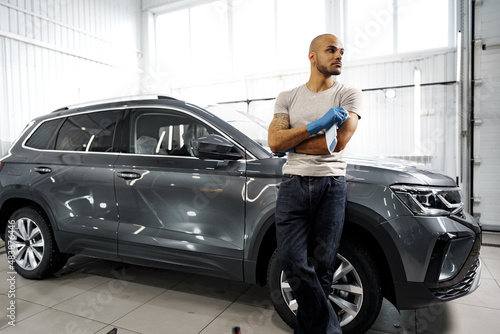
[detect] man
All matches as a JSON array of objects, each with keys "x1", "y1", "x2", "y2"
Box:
[{"x1": 268, "y1": 34, "x2": 362, "y2": 334}]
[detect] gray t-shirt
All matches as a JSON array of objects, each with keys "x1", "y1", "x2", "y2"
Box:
[{"x1": 274, "y1": 82, "x2": 363, "y2": 176}]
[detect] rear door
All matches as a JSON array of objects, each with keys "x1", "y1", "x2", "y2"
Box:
[
  {"x1": 26, "y1": 110, "x2": 122, "y2": 259},
  {"x1": 114, "y1": 107, "x2": 247, "y2": 280}
]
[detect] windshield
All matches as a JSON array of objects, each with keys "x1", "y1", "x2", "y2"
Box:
[{"x1": 205, "y1": 105, "x2": 270, "y2": 152}]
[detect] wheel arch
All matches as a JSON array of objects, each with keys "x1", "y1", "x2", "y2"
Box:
[
  {"x1": 244, "y1": 213, "x2": 277, "y2": 286},
  {"x1": 5, "y1": 201, "x2": 68, "y2": 279},
  {"x1": 343, "y1": 202, "x2": 406, "y2": 307},
  {"x1": 0, "y1": 197, "x2": 58, "y2": 241}
]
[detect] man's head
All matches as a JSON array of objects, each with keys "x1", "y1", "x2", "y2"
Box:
[{"x1": 309, "y1": 34, "x2": 344, "y2": 77}]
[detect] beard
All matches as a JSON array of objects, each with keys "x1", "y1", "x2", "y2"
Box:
[{"x1": 316, "y1": 62, "x2": 342, "y2": 76}]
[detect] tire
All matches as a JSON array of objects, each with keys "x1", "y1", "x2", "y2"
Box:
[
  {"x1": 6, "y1": 206, "x2": 67, "y2": 279},
  {"x1": 268, "y1": 239, "x2": 383, "y2": 334}
]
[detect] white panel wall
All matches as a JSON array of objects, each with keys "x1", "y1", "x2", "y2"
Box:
[
  {"x1": 473, "y1": 0, "x2": 500, "y2": 231},
  {"x1": 342, "y1": 52, "x2": 459, "y2": 180},
  {"x1": 143, "y1": 0, "x2": 197, "y2": 11},
  {"x1": 0, "y1": 0, "x2": 142, "y2": 158}
]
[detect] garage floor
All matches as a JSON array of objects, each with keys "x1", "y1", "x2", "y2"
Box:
[{"x1": 1, "y1": 232, "x2": 499, "y2": 334}]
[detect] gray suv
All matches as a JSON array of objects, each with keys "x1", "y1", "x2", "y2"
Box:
[{"x1": 0, "y1": 96, "x2": 481, "y2": 334}]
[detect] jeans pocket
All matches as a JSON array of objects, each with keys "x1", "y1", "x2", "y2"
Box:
[
  {"x1": 278, "y1": 174, "x2": 297, "y2": 188},
  {"x1": 331, "y1": 175, "x2": 346, "y2": 184}
]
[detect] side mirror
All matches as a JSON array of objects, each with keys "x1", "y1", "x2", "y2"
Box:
[{"x1": 191, "y1": 134, "x2": 242, "y2": 160}]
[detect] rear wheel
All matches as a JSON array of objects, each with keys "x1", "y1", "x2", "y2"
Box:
[
  {"x1": 6, "y1": 206, "x2": 67, "y2": 279},
  {"x1": 268, "y1": 239, "x2": 383, "y2": 334}
]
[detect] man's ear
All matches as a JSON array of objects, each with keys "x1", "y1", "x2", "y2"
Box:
[{"x1": 308, "y1": 51, "x2": 316, "y2": 64}]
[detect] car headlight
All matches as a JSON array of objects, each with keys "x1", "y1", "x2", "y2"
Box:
[{"x1": 390, "y1": 185, "x2": 463, "y2": 216}]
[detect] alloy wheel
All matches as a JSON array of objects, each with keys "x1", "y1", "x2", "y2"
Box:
[
  {"x1": 279, "y1": 254, "x2": 364, "y2": 327},
  {"x1": 9, "y1": 217, "x2": 45, "y2": 270}
]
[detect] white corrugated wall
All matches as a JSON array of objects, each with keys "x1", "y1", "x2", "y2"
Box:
[
  {"x1": 342, "y1": 52, "x2": 459, "y2": 180},
  {"x1": 0, "y1": 0, "x2": 143, "y2": 157},
  {"x1": 142, "y1": 0, "x2": 199, "y2": 12},
  {"x1": 473, "y1": 0, "x2": 500, "y2": 231}
]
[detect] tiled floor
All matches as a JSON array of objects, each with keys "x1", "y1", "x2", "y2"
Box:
[{"x1": 1, "y1": 233, "x2": 499, "y2": 334}]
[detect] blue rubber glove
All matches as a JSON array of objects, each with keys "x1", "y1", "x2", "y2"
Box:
[{"x1": 306, "y1": 107, "x2": 349, "y2": 135}]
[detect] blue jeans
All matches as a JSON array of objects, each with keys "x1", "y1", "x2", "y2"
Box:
[{"x1": 275, "y1": 174, "x2": 347, "y2": 334}]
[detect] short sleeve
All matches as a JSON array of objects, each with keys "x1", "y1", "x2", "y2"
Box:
[
  {"x1": 341, "y1": 87, "x2": 363, "y2": 119},
  {"x1": 274, "y1": 91, "x2": 290, "y2": 115}
]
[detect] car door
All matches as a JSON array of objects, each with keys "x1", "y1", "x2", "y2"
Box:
[
  {"x1": 26, "y1": 109, "x2": 122, "y2": 259},
  {"x1": 114, "y1": 107, "x2": 247, "y2": 281}
]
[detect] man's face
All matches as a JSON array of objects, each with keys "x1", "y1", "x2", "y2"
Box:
[{"x1": 313, "y1": 36, "x2": 344, "y2": 76}]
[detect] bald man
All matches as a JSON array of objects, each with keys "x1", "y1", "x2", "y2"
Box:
[{"x1": 268, "y1": 34, "x2": 362, "y2": 334}]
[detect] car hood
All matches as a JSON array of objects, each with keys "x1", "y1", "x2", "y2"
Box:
[{"x1": 345, "y1": 155, "x2": 457, "y2": 187}]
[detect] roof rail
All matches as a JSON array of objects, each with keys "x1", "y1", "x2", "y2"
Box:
[
  {"x1": 51, "y1": 107, "x2": 69, "y2": 113},
  {"x1": 157, "y1": 95, "x2": 178, "y2": 100},
  {"x1": 50, "y1": 94, "x2": 180, "y2": 112}
]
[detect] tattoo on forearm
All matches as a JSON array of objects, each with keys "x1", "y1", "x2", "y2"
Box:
[{"x1": 271, "y1": 113, "x2": 290, "y2": 130}]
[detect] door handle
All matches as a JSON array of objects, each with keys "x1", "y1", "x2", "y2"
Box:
[
  {"x1": 117, "y1": 172, "x2": 141, "y2": 180},
  {"x1": 34, "y1": 167, "x2": 52, "y2": 174}
]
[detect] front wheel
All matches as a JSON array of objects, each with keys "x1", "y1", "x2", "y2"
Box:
[
  {"x1": 6, "y1": 206, "x2": 67, "y2": 279},
  {"x1": 268, "y1": 239, "x2": 383, "y2": 334}
]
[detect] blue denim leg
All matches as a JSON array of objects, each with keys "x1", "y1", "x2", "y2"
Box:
[{"x1": 275, "y1": 175, "x2": 346, "y2": 334}]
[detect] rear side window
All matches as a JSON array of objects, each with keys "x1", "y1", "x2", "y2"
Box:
[
  {"x1": 55, "y1": 111, "x2": 121, "y2": 152},
  {"x1": 25, "y1": 118, "x2": 64, "y2": 150}
]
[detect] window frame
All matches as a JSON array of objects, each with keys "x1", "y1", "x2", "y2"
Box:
[
  {"x1": 342, "y1": 0, "x2": 457, "y2": 63},
  {"x1": 152, "y1": 0, "x2": 457, "y2": 76},
  {"x1": 153, "y1": 0, "x2": 329, "y2": 79}
]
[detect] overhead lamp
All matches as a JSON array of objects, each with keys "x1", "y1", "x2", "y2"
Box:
[{"x1": 384, "y1": 89, "x2": 396, "y2": 99}]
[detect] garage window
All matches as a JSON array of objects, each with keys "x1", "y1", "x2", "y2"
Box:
[
  {"x1": 344, "y1": 0, "x2": 454, "y2": 60},
  {"x1": 156, "y1": 0, "x2": 326, "y2": 80}
]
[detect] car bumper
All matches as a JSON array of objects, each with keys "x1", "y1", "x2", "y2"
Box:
[
  {"x1": 386, "y1": 212, "x2": 482, "y2": 309},
  {"x1": 393, "y1": 257, "x2": 481, "y2": 309}
]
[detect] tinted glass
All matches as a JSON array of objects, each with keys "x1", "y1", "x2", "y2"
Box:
[
  {"x1": 133, "y1": 110, "x2": 214, "y2": 156},
  {"x1": 25, "y1": 118, "x2": 64, "y2": 150},
  {"x1": 55, "y1": 111, "x2": 121, "y2": 152}
]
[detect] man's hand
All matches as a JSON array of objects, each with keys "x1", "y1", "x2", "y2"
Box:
[
  {"x1": 268, "y1": 110, "x2": 357, "y2": 154},
  {"x1": 306, "y1": 107, "x2": 349, "y2": 135},
  {"x1": 296, "y1": 111, "x2": 359, "y2": 154},
  {"x1": 268, "y1": 113, "x2": 310, "y2": 153}
]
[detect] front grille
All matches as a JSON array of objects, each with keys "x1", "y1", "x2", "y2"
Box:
[{"x1": 430, "y1": 259, "x2": 479, "y2": 300}]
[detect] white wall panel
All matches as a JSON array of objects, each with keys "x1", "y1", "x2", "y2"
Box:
[
  {"x1": 473, "y1": 0, "x2": 500, "y2": 230},
  {"x1": 143, "y1": 0, "x2": 190, "y2": 11},
  {"x1": 0, "y1": 0, "x2": 142, "y2": 158}
]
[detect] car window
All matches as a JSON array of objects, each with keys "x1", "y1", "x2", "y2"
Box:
[
  {"x1": 132, "y1": 110, "x2": 214, "y2": 157},
  {"x1": 55, "y1": 110, "x2": 121, "y2": 152},
  {"x1": 25, "y1": 118, "x2": 65, "y2": 150},
  {"x1": 205, "y1": 105, "x2": 270, "y2": 151}
]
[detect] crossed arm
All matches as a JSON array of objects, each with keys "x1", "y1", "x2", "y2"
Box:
[{"x1": 268, "y1": 111, "x2": 359, "y2": 154}]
